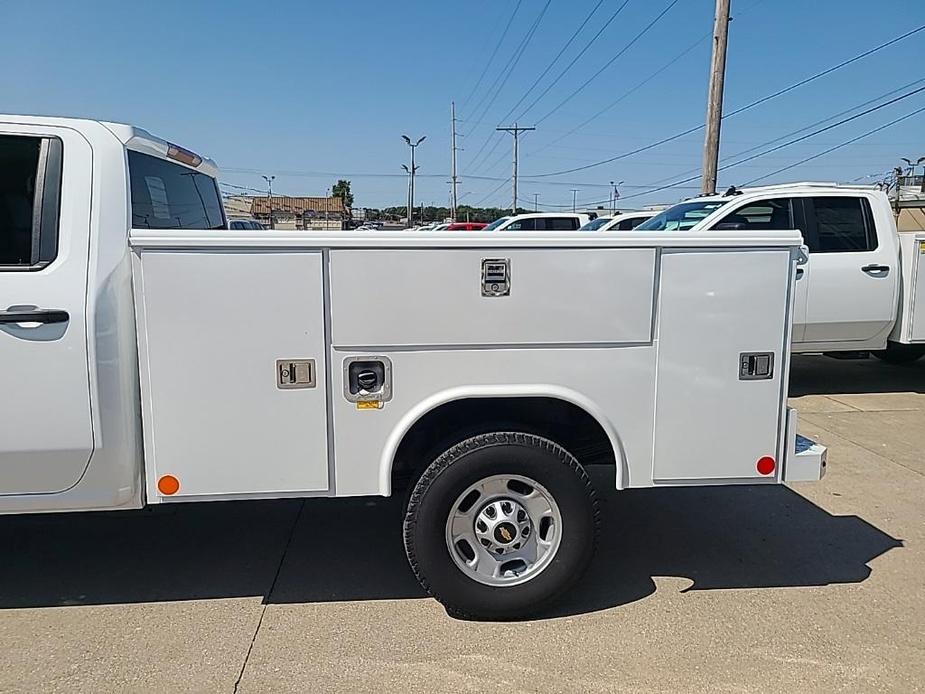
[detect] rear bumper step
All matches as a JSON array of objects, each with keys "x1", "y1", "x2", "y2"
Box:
[{"x1": 783, "y1": 408, "x2": 827, "y2": 482}]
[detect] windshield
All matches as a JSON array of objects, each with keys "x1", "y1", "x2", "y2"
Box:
[
  {"x1": 484, "y1": 216, "x2": 511, "y2": 230},
  {"x1": 579, "y1": 217, "x2": 611, "y2": 231},
  {"x1": 636, "y1": 200, "x2": 730, "y2": 231}
]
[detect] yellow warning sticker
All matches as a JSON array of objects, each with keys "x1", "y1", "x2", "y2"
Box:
[
  {"x1": 919, "y1": 241, "x2": 925, "y2": 253},
  {"x1": 356, "y1": 400, "x2": 382, "y2": 410}
]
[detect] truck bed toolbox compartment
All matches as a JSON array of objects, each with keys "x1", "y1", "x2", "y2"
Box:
[{"x1": 328, "y1": 248, "x2": 656, "y2": 347}]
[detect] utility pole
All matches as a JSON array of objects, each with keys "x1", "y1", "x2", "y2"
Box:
[
  {"x1": 451, "y1": 102, "x2": 459, "y2": 221},
  {"x1": 402, "y1": 134, "x2": 426, "y2": 226},
  {"x1": 497, "y1": 123, "x2": 535, "y2": 215},
  {"x1": 700, "y1": 0, "x2": 731, "y2": 195},
  {"x1": 262, "y1": 174, "x2": 275, "y2": 229},
  {"x1": 533, "y1": 193, "x2": 539, "y2": 211},
  {"x1": 571, "y1": 189, "x2": 579, "y2": 213}
]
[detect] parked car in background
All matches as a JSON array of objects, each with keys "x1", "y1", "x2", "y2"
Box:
[
  {"x1": 579, "y1": 211, "x2": 657, "y2": 231},
  {"x1": 489, "y1": 212, "x2": 591, "y2": 231},
  {"x1": 638, "y1": 182, "x2": 925, "y2": 362},
  {"x1": 446, "y1": 222, "x2": 488, "y2": 231},
  {"x1": 228, "y1": 217, "x2": 264, "y2": 230}
]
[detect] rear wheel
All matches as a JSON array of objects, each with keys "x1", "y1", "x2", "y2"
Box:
[
  {"x1": 872, "y1": 342, "x2": 925, "y2": 365},
  {"x1": 403, "y1": 432, "x2": 599, "y2": 620}
]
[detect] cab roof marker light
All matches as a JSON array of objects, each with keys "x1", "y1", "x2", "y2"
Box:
[{"x1": 166, "y1": 143, "x2": 202, "y2": 168}]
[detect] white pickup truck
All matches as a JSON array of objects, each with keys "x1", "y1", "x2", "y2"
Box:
[
  {"x1": 638, "y1": 183, "x2": 925, "y2": 363},
  {"x1": 0, "y1": 115, "x2": 825, "y2": 619}
]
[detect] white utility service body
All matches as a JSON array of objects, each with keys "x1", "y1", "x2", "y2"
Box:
[{"x1": 0, "y1": 115, "x2": 825, "y2": 617}]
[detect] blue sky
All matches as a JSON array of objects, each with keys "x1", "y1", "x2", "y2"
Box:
[{"x1": 2, "y1": 0, "x2": 924, "y2": 210}]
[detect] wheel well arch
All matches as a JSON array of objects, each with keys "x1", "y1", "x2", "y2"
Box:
[{"x1": 383, "y1": 388, "x2": 626, "y2": 495}]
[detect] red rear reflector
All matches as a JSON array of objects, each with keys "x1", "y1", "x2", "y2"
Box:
[
  {"x1": 756, "y1": 456, "x2": 776, "y2": 475},
  {"x1": 166, "y1": 143, "x2": 203, "y2": 168}
]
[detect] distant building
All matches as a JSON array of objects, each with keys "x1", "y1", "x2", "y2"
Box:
[{"x1": 225, "y1": 195, "x2": 348, "y2": 230}]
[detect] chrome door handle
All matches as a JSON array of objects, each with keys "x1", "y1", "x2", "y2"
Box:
[
  {"x1": 861, "y1": 264, "x2": 890, "y2": 274},
  {"x1": 0, "y1": 309, "x2": 70, "y2": 324}
]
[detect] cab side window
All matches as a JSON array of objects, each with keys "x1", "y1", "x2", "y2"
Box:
[
  {"x1": 806, "y1": 196, "x2": 876, "y2": 253},
  {"x1": 537, "y1": 217, "x2": 579, "y2": 231},
  {"x1": 616, "y1": 217, "x2": 645, "y2": 230},
  {"x1": 504, "y1": 218, "x2": 536, "y2": 231},
  {"x1": 0, "y1": 135, "x2": 62, "y2": 268},
  {"x1": 711, "y1": 198, "x2": 793, "y2": 231}
]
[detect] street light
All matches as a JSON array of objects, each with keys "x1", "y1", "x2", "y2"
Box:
[
  {"x1": 262, "y1": 174, "x2": 275, "y2": 229},
  {"x1": 402, "y1": 135, "x2": 426, "y2": 226},
  {"x1": 901, "y1": 156, "x2": 925, "y2": 192},
  {"x1": 533, "y1": 193, "x2": 539, "y2": 211},
  {"x1": 609, "y1": 180, "x2": 624, "y2": 215}
]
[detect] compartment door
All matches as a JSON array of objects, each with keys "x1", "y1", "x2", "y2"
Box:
[
  {"x1": 652, "y1": 250, "x2": 790, "y2": 482},
  {"x1": 136, "y1": 250, "x2": 329, "y2": 499}
]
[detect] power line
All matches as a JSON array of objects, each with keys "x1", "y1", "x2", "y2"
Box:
[
  {"x1": 529, "y1": 32, "x2": 710, "y2": 157},
  {"x1": 645, "y1": 76, "x2": 925, "y2": 187},
  {"x1": 534, "y1": 0, "x2": 682, "y2": 125},
  {"x1": 744, "y1": 104, "x2": 925, "y2": 185},
  {"x1": 460, "y1": 0, "x2": 525, "y2": 111},
  {"x1": 539, "y1": 87, "x2": 925, "y2": 208},
  {"x1": 514, "y1": 0, "x2": 632, "y2": 122},
  {"x1": 494, "y1": 0, "x2": 607, "y2": 126},
  {"x1": 526, "y1": 22, "x2": 925, "y2": 178},
  {"x1": 527, "y1": 0, "x2": 765, "y2": 155},
  {"x1": 462, "y1": 0, "x2": 552, "y2": 136},
  {"x1": 461, "y1": 0, "x2": 553, "y2": 173}
]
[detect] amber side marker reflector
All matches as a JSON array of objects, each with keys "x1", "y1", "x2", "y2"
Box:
[
  {"x1": 158, "y1": 474, "x2": 180, "y2": 495},
  {"x1": 756, "y1": 456, "x2": 776, "y2": 475}
]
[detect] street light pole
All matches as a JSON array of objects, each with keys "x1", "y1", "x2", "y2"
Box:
[
  {"x1": 262, "y1": 174, "x2": 275, "y2": 229},
  {"x1": 533, "y1": 193, "x2": 539, "y2": 212},
  {"x1": 402, "y1": 134, "x2": 426, "y2": 226},
  {"x1": 571, "y1": 189, "x2": 579, "y2": 213}
]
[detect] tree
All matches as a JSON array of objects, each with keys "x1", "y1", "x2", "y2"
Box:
[{"x1": 332, "y1": 179, "x2": 354, "y2": 208}]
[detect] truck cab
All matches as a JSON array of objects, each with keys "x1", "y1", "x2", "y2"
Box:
[{"x1": 638, "y1": 184, "x2": 906, "y2": 355}]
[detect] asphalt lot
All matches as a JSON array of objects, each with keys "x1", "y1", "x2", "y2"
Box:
[{"x1": 1, "y1": 355, "x2": 923, "y2": 693}]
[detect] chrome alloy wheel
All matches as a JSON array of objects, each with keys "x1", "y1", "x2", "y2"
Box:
[{"x1": 445, "y1": 474, "x2": 562, "y2": 587}]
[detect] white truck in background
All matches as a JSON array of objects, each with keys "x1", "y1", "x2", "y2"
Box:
[
  {"x1": 639, "y1": 184, "x2": 925, "y2": 363},
  {"x1": 0, "y1": 115, "x2": 825, "y2": 619}
]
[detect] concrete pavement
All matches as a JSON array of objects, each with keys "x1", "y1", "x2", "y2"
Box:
[{"x1": 1, "y1": 355, "x2": 923, "y2": 692}]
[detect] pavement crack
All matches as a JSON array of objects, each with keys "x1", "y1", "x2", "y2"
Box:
[{"x1": 232, "y1": 499, "x2": 306, "y2": 693}]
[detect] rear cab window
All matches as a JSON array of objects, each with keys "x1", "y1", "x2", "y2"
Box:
[
  {"x1": 806, "y1": 196, "x2": 877, "y2": 253},
  {"x1": 128, "y1": 151, "x2": 225, "y2": 230},
  {"x1": 0, "y1": 134, "x2": 63, "y2": 269}
]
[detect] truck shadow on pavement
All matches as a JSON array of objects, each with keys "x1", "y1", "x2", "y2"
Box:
[
  {"x1": 789, "y1": 354, "x2": 925, "y2": 396},
  {"x1": 0, "y1": 478, "x2": 901, "y2": 619}
]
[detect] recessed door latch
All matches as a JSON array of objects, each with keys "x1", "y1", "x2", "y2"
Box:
[
  {"x1": 277, "y1": 359, "x2": 316, "y2": 389},
  {"x1": 481, "y1": 258, "x2": 510, "y2": 297},
  {"x1": 739, "y1": 352, "x2": 774, "y2": 380}
]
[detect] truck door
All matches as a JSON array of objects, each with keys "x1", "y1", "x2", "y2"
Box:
[
  {"x1": 800, "y1": 196, "x2": 897, "y2": 343},
  {"x1": 0, "y1": 127, "x2": 94, "y2": 495},
  {"x1": 708, "y1": 197, "x2": 807, "y2": 341}
]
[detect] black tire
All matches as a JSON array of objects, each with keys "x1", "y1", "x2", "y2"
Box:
[
  {"x1": 403, "y1": 432, "x2": 599, "y2": 620},
  {"x1": 872, "y1": 342, "x2": 925, "y2": 365}
]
